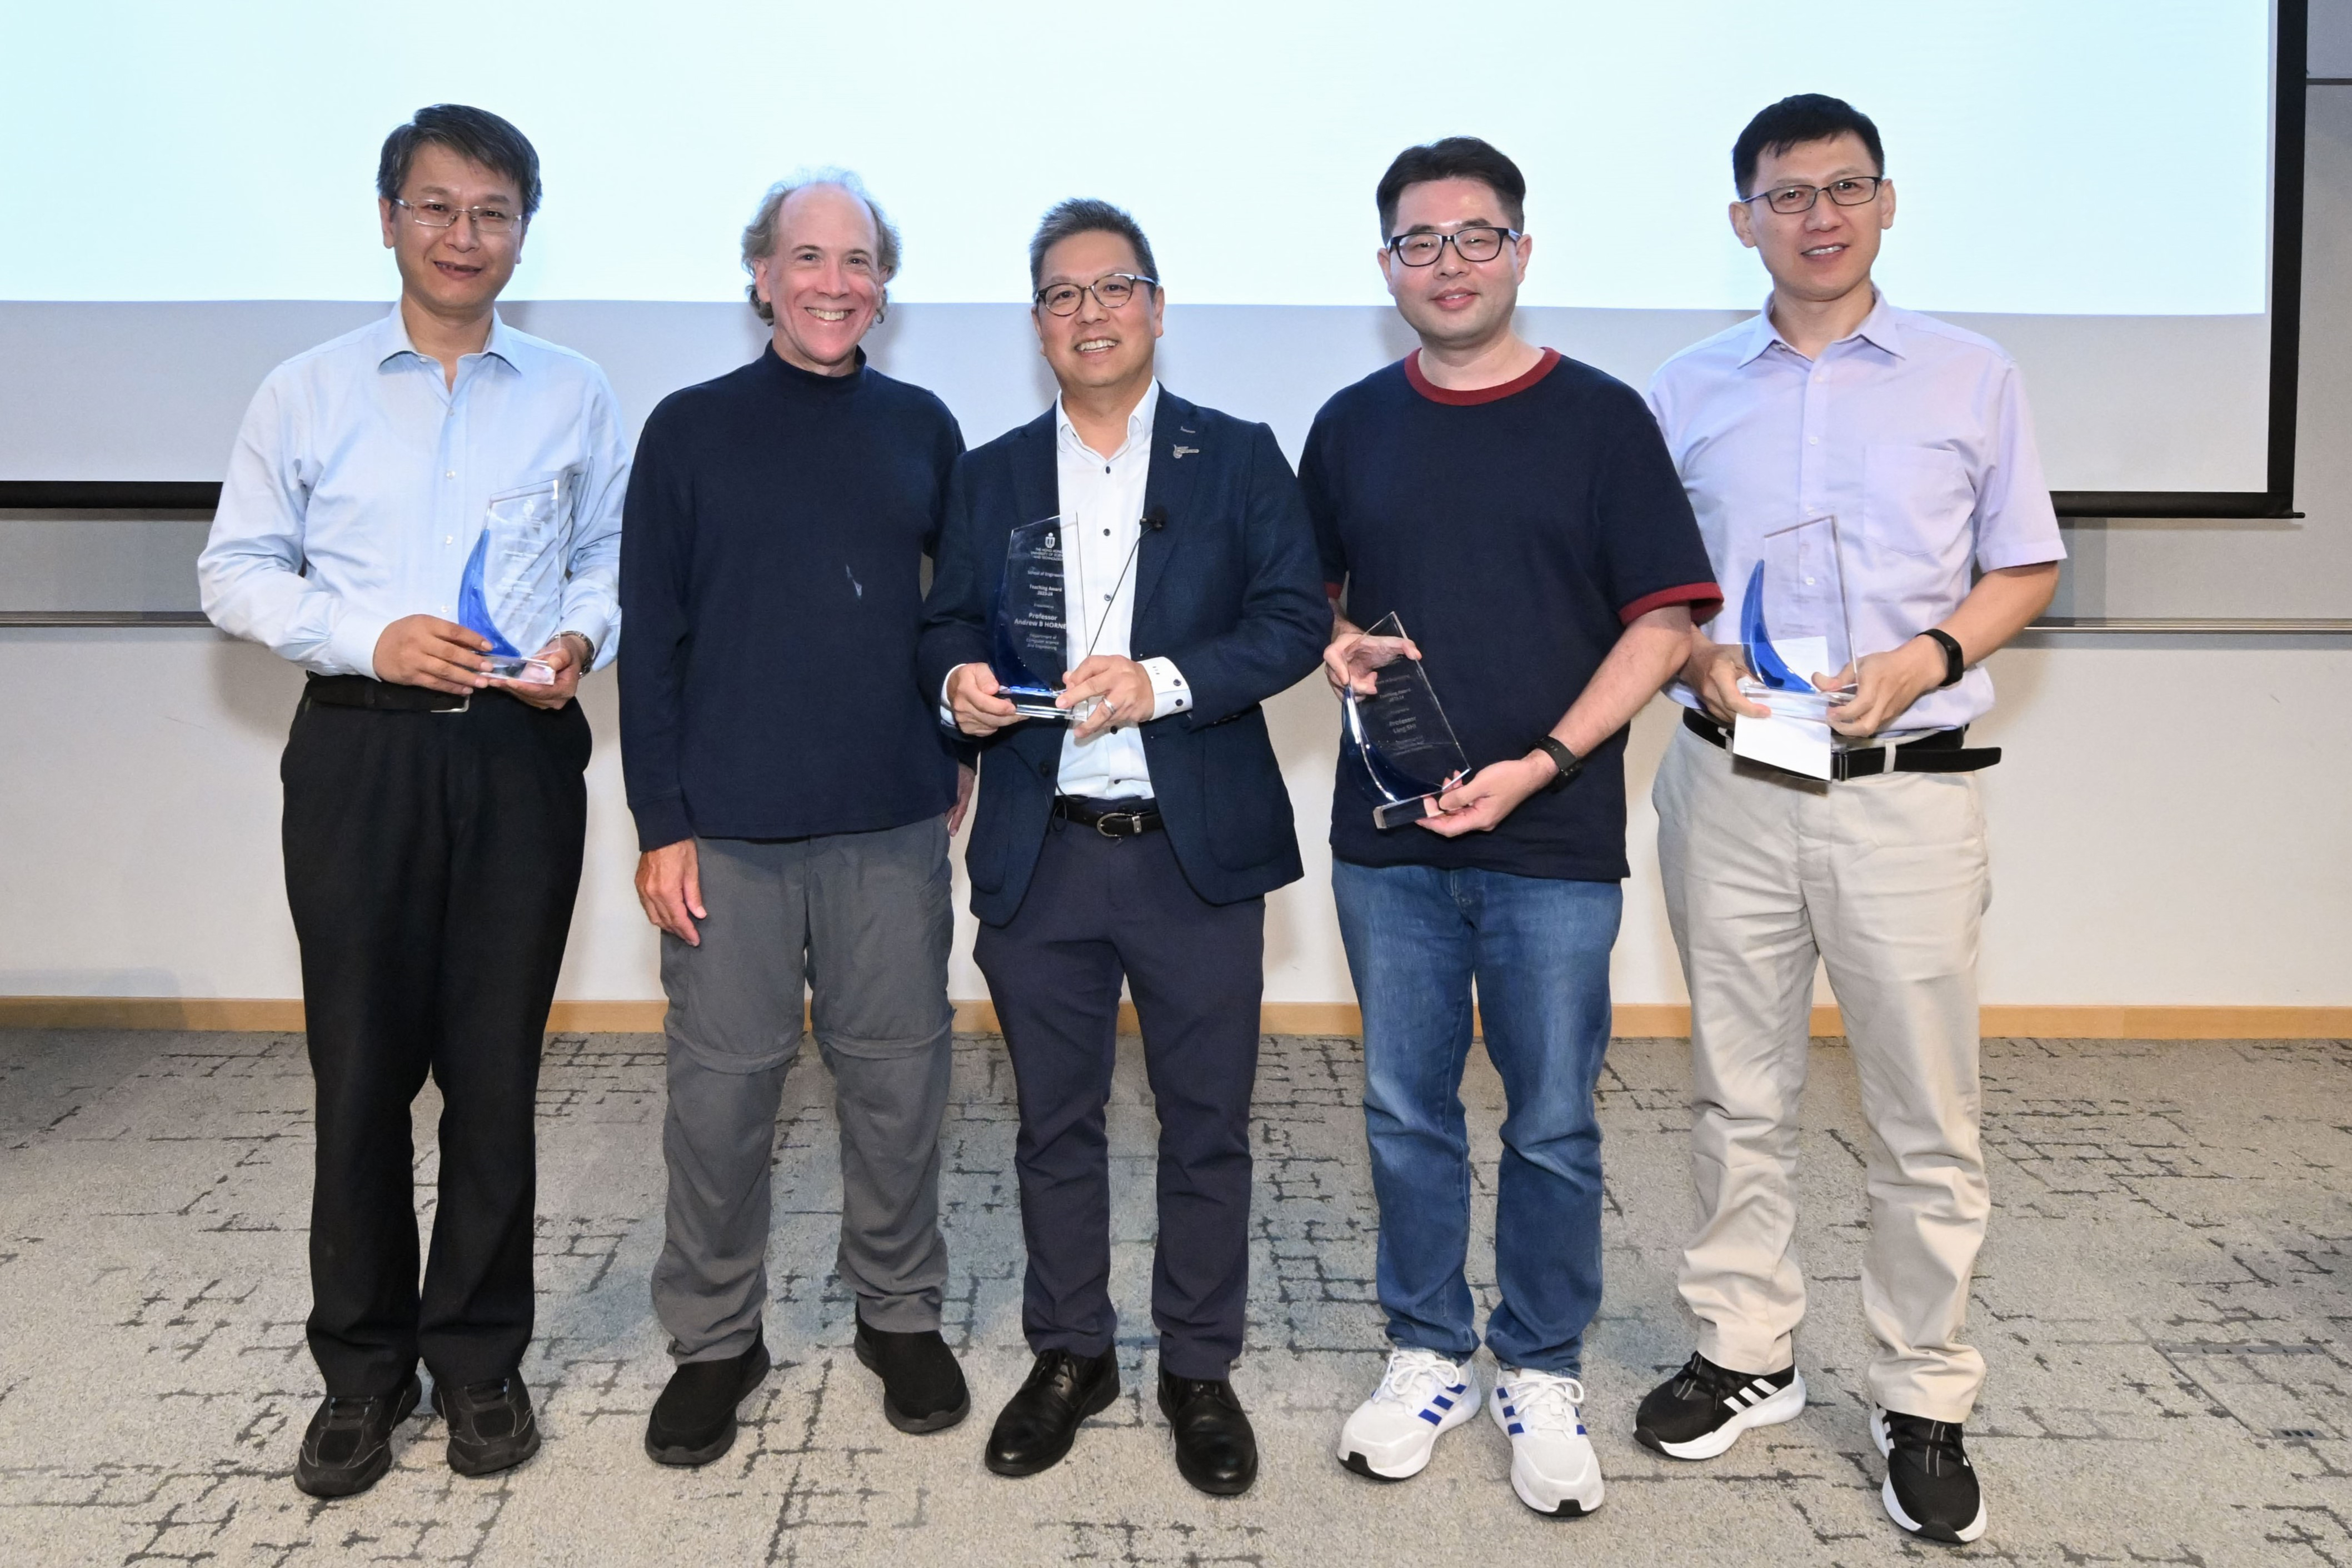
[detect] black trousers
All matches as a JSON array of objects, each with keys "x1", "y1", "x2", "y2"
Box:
[
  {"x1": 973, "y1": 816, "x2": 1264, "y2": 1381},
  {"x1": 281, "y1": 687, "x2": 590, "y2": 1395}
]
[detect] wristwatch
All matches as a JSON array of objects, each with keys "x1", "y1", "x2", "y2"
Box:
[
  {"x1": 1532, "y1": 736, "x2": 1584, "y2": 793},
  {"x1": 1919, "y1": 627, "x2": 1965, "y2": 688}
]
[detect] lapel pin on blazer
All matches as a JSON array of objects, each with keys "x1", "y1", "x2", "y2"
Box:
[{"x1": 1172, "y1": 445, "x2": 1200, "y2": 459}]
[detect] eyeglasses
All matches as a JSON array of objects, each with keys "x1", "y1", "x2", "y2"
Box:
[
  {"x1": 1034, "y1": 272, "x2": 1157, "y2": 316},
  {"x1": 1384, "y1": 226, "x2": 1521, "y2": 267},
  {"x1": 1741, "y1": 176, "x2": 1886, "y2": 216},
  {"x1": 392, "y1": 197, "x2": 522, "y2": 234}
]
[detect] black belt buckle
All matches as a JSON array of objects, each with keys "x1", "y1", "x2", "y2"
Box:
[{"x1": 1093, "y1": 809, "x2": 1148, "y2": 839}]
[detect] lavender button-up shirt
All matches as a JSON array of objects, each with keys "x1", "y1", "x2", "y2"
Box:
[{"x1": 1646, "y1": 291, "x2": 2064, "y2": 737}]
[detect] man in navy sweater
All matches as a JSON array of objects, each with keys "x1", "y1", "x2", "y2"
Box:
[
  {"x1": 620, "y1": 171, "x2": 972, "y2": 1466},
  {"x1": 1307, "y1": 139, "x2": 1719, "y2": 1519},
  {"x1": 919, "y1": 199, "x2": 1326, "y2": 1495}
]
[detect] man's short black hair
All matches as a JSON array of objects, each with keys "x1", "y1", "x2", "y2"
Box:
[
  {"x1": 376, "y1": 104, "x2": 543, "y2": 221},
  {"x1": 1375, "y1": 137, "x2": 1526, "y2": 238},
  {"x1": 1028, "y1": 198, "x2": 1160, "y2": 292},
  {"x1": 1731, "y1": 94, "x2": 1884, "y2": 198}
]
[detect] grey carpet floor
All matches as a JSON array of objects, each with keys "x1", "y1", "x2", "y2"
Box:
[{"x1": 0, "y1": 1026, "x2": 2345, "y2": 1566}]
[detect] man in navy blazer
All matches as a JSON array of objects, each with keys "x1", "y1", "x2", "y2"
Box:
[{"x1": 918, "y1": 198, "x2": 1325, "y2": 1496}]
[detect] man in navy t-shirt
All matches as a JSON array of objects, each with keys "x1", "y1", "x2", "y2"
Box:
[{"x1": 1303, "y1": 137, "x2": 1719, "y2": 1519}]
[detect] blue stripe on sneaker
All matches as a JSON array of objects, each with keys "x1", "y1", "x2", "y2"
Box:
[
  {"x1": 1431, "y1": 1395, "x2": 1453, "y2": 1410},
  {"x1": 1508, "y1": 1423, "x2": 1524, "y2": 1435},
  {"x1": 1418, "y1": 1409, "x2": 1442, "y2": 1425}
]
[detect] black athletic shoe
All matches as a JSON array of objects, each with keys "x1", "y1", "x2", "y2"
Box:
[
  {"x1": 984, "y1": 1348, "x2": 1119, "y2": 1477},
  {"x1": 1157, "y1": 1370, "x2": 1258, "y2": 1496},
  {"x1": 853, "y1": 1318, "x2": 971, "y2": 1434},
  {"x1": 1873, "y1": 1407, "x2": 1987, "y2": 1545},
  {"x1": 294, "y1": 1372, "x2": 422, "y2": 1498},
  {"x1": 1634, "y1": 1351, "x2": 1806, "y2": 1460},
  {"x1": 431, "y1": 1374, "x2": 541, "y2": 1478},
  {"x1": 646, "y1": 1334, "x2": 772, "y2": 1467}
]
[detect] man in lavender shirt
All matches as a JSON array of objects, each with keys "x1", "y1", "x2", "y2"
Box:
[{"x1": 1638, "y1": 95, "x2": 2063, "y2": 1547}]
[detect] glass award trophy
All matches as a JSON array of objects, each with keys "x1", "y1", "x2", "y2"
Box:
[
  {"x1": 990, "y1": 517, "x2": 1079, "y2": 720},
  {"x1": 1341, "y1": 613, "x2": 1471, "y2": 828},
  {"x1": 1731, "y1": 515, "x2": 1856, "y2": 779},
  {"x1": 1738, "y1": 513, "x2": 1857, "y2": 714},
  {"x1": 457, "y1": 475, "x2": 572, "y2": 685}
]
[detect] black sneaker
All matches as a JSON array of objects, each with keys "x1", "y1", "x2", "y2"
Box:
[
  {"x1": 431, "y1": 1374, "x2": 541, "y2": 1478},
  {"x1": 1872, "y1": 1406, "x2": 1987, "y2": 1545},
  {"x1": 852, "y1": 1317, "x2": 970, "y2": 1434},
  {"x1": 646, "y1": 1334, "x2": 772, "y2": 1467},
  {"x1": 294, "y1": 1372, "x2": 422, "y2": 1498},
  {"x1": 1634, "y1": 1352, "x2": 1805, "y2": 1460}
]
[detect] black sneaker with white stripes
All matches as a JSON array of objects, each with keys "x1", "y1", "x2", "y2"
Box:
[
  {"x1": 1872, "y1": 1407, "x2": 1986, "y2": 1545},
  {"x1": 1633, "y1": 1352, "x2": 1806, "y2": 1460}
]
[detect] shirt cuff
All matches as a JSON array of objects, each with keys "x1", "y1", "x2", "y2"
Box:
[
  {"x1": 324, "y1": 606, "x2": 395, "y2": 680},
  {"x1": 557, "y1": 606, "x2": 620, "y2": 671},
  {"x1": 631, "y1": 795, "x2": 694, "y2": 853},
  {"x1": 1142, "y1": 656, "x2": 1191, "y2": 720},
  {"x1": 938, "y1": 666, "x2": 964, "y2": 728},
  {"x1": 1619, "y1": 581, "x2": 1724, "y2": 627}
]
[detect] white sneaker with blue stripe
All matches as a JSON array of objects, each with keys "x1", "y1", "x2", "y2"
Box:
[
  {"x1": 1336, "y1": 1348, "x2": 1479, "y2": 1481},
  {"x1": 1490, "y1": 1367, "x2": 1605, "y2": 1517}
]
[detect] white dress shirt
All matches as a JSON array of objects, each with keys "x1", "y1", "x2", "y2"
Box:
[
  {"x1": 1646, "y1": 291, "x2": 2064, "y2": 737},
  {"x1": 199, "y1": 307, "x2": 627, "y2": 677},
  {"x1": 946, "y1": 382, "x2": 1191, "y2": 799}
]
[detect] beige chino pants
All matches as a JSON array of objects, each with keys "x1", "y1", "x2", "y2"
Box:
[{"x1": 1653, "y1": 723, "x2": 1991, "y2": 1422}]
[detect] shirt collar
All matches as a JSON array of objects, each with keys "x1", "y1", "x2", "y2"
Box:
[
  {"x1": 1737, "y1": 286, "x2": 1905, "y2": 365},
  {"x1": 371, "y1": 303, "x2": 523, "y2": 374},
  {"x1": 1055, "y1": 379, "x2": 1160, "y2": 461}
]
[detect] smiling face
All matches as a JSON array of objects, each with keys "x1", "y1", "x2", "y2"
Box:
[
  {"x1": 1377, "y1": 176, "x2": 1530, "y2": 353},
  {"x1": 377, "y1": 141, "x2": 525, "y2": 320},
  {"x1": 1031, "y1": 228, "x2": 1163, "y2": 400},
  {"x1": 1730, "y1": 131, "x2": 1894, "y2": 307},
  {"x1": 753, "y1": 183, "x2": 888, "y2": 375}
]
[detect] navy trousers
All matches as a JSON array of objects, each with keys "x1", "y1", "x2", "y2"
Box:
[{"x1": 973, "y1": 814, "x2": 1265, "y2": 1381}]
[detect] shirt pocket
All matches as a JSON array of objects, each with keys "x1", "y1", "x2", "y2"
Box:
[{"x1": 1861, "y1": 445, "x2": 1974, "y2": 564}]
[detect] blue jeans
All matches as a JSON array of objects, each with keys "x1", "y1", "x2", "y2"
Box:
[{"x1": 1333, "y1": 858, "x2": 1620, "y2": 1375}]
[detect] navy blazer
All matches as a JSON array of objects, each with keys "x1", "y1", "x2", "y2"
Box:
[{"x1": 918, "y1": 389, "x2": 1328, "y2": 926}]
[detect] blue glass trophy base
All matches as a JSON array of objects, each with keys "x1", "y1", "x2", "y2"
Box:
[{"x1": 485, "y1": 655, "x2": 557, "y2": 685}]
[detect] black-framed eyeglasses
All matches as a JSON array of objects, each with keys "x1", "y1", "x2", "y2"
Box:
[
  {"x1": 1741, "y1": 176, "x2": 1886, "y2": 216},
  {"x1": 392, "y1": 197, "x2": 522, "y2": 234},
  {"x1": 1384, "y1": 225, "x2": 1521, "y2": 267},
  {"x1": 1034, "y1": 272, "x2": 1157, "y2": 316}
]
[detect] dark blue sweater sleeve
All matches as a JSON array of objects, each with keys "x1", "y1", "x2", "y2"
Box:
[
  {"x1": 1166, "y1": 422, "x2": 1330, "y2": 727},
  {"x1": 916, "y1": 451, "x2": 995, "y2": 711},
  {"x1": 617, "y1": 401, "x2": 696, "y2": 851}
]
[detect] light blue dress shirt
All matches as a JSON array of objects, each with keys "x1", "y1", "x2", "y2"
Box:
[
  {"x1": 199, "y1": 307, "x2": 626, "y2": 678},
  {"x1": 1647, "y1": 291, "x2": 2065, "y2": 738}
]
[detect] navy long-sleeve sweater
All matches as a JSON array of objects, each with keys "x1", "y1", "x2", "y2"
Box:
[{"x1": 619, "y1": 346, "x2": 965, "y2": 850}]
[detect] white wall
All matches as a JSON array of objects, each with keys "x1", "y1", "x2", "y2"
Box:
[{"x1": 4, "y1": 627, "x2": 2350, "y2": 1010}]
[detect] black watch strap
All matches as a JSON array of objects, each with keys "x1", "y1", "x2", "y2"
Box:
[
  {"x1": 1920, "y1": 627, "x2": 1965, "y2": 688},
  {"x1": 1533, "y1": 736, "x2": 1583, "y2": 792}
]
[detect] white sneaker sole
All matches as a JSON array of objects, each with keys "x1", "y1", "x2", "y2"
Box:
[
  {"x1": 1489, "y1": 1384, "x2": 1605, "y2": 1517},
  {"x1": 1871, "y1": 1409, "x2": 1988, "y2": 1544},
  {"x1": 1649, "y1": 1372, "x2": 1808, "y2": 1460},
  {"x1": 1336, "y1": 1391, "x2": 1477, "y2": 1481}
]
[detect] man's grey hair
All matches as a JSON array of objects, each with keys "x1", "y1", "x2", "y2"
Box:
[
  {"x1": 1027, "y1": 198, "x2": 1160, "y2": 293},
  {"x1": 740, "y1": 168, "x2": 902, "y2": 324}
]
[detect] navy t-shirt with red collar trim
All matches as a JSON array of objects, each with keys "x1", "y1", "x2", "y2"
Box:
[{"x1": 1300, "y1": 347, "x2": 1721, "y2": 882}]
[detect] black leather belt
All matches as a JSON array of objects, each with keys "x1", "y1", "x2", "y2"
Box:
[
  {"x1": 1681, "y1": 706, "x2": 2001, "y2": 780},
  {"x1": 1054, "y1": 796, "x2": 1162, "y2": 837},
  {"x1": 305, "y1": 673, "x2": 484, "y2": 713}
]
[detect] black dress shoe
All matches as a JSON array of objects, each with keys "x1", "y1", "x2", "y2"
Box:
[
  {"x1": 1158, "y1": 1370, "x2": 1258, "y2": 1496},
  {"x1": 431, "y1": 1373, "x2": 541, "y2": 1478},
  {"x1": 294, "y1": 1372, "x2": 422, "y2": 1498},
  {"x1": 984, "y1": 1348, "x2": 1119, "y2": 1477},
  {"x1": 646, "y1": 1334, "x2": 772, "y2": 1467},
  {"x1": 853, "y1": 1318, "x2": 971, "y2": 1434}
]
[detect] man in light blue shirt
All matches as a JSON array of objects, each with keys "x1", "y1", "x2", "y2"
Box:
[
  {"x1": 197, "y1": 104, "x2": 624, "y2": 1500},
  {"x1": 1637, "y1": 95, "x2": 2062, "y2": 1547}
]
